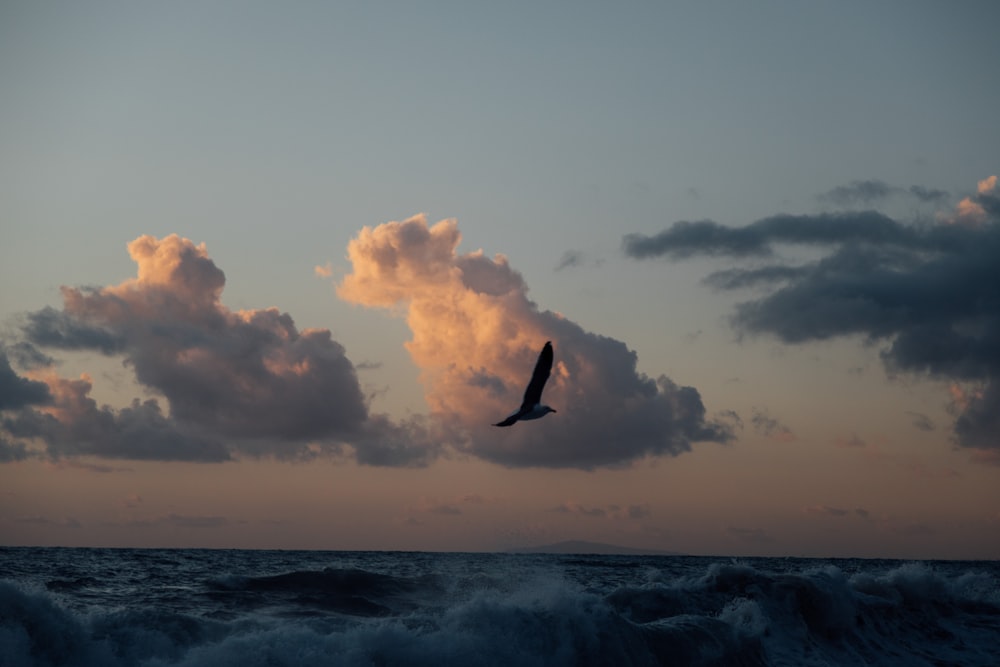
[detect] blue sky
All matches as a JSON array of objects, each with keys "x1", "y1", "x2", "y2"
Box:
[{"x1": 2, "y1": 1, "x2": 999, "y2": 557}]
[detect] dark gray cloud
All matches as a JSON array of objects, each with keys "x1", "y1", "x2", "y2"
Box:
[
  {"x1": 4, "y1": 234, "x2": 436, "y2": 466},
  {"x1": 23, "y1": 305, "x2": 126, "y2": 354},
  {"x1": 622, "y1": 211, "x2": 919, "y2": 259},
  {"x1": 0, "y1": 433, "x2": 30, "y2": 462},
  {"x1": 2, "y1": 375, "x2": 230, "y2": 462},
  {"x1": 0, "y1": 349, "x2": 50, "y2": 410},
  {"x1": 624, "y1": 179, "x2": 1000, "y2": 456},
  {"x1": 472, "y1": 322, "x2": 738, "y2": 469},
  {"x1": 2, "y1": 342, "x2": 55, "y2": 370}
]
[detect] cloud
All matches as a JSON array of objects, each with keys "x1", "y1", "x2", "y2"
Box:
[
  {"x1": 820, "y1": 179, "x2": 894, "y2": 204},
  {"x1": 555, "y1": 250, "x2": 585, "y2": 271},
  {"x1": 554, "y1": 250, "x2": 602, "y2": 271},
  {"x1": 804, "y1": 505, "x2": 849, "y2": 517},
  {"x1": 336, "y1": 215, "x2": 734, "y2": 469},
  {"x1": 817, "y1": 179, "x2": 949, "y2": 205},
  {"x1": 945, "y1": 175, "x2": 998, "y2": 227},
  {"x1": 128, "y1": 513, "x2": 235, "y2": 528},
  {"x1": 623, "y1": 211, "x2": 915, "y2": 259},
  {"x1": 750, "y1": 408, "x2": 796, "y2": 442},
  {"x1": 405, "y1": 494, "x2": 491, "y2": 520},
  {"x1": 4, "y1": 373, "x2": 231, "y2": 462},
  {"x1": 0, "y1": 349, "x2": 51, "y2": 411},
  {"x1": 834, "y1": 434, "x2": 868, "y2": 449},
  {"x1": 13, "y1": 515, "x2": 82, "y2": 528},
  {"x1": 0, "y1": 433, "x2": 30, "y2": 462},
  {"x1": 552, "y1": 502, "x2": 609, "y2": 518},
  {"x1": 2, "y1": 342, "x2": 55, "y2": 370},
  {"x1": 6, "y1": 234, "x2": 436, "y2": 465},
  {"x1": 553, "y1": 502, "x2": 651, "y2": 520},
  {"x1": 624, "y1": 176, "x2": 1000, "y2": 459},
  {"x1": 906, "y1": 411, "x2": 935, "y2": 432},
  {"x1": 45, "y1": 459, "x2": 133, "y2": 473}
]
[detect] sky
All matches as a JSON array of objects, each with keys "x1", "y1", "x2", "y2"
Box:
[{"x1": 2, "y1": 1, "x2": 999, "y2": 559}]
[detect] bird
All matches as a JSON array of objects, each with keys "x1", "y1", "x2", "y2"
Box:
[{"x1": 493, "y1": 341, "x2": 557, "y2": 427}]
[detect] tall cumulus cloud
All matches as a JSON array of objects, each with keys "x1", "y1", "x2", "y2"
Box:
[
  {"x1": 623, "y1": 176, "x2": 1000, "y2": 461},
  {"x1": 336, "y1": 215, "x2": 734, "y2": 469},
  {"x1": 2, "y1": 235, "x2": 436, "y2": 465}
]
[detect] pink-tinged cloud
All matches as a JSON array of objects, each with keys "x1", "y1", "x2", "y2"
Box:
[
  {"x1": 978, "y1": 175, "x2": 998, "y2": 195},
  {"x1": 942, "y1": 175, "x2": 996, "y2": 227},
  {"x1": 337, "y1": 215, "x2": 734, "y2": 469},
  {"x1": 9, "y1": 234, "x2": 437, "y2": 465}
]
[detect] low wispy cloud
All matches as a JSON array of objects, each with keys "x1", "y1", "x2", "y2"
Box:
[
  {"x1": 750, "y1": 408, "x2": 796, "y2": 442},
  {"x1": 336, "y1": 215, "x2": 735, "y2": 469},
  {"x1": 13, "y1": 515, "x2": 82, "y2": 528},
  {"x1": 403, "y1": 494, "x2": 490, "y2": 521},
  {"x1": 554, "y1": 250, "x2": 602, "y2": 271},
  {"x1": 835, "y1": 434, "x2": 868, "y2": 449},
  {"x1": 126, "y1": 513, "x2": 236, "y2": 529},
  {"x1": 906, "y1": 411, "x2": 935, "y2": 432},
  {"x1": 624, "y1": 175, "x2": 1000, "y2": 462},
  {"x1": 817, "y1": 179, "x2": 949, "y2": 206},
  {"x1": 0, "y1": 433, "x2": 30, "y2": 462},
  {"x1": 552, "y1": 502, "x2": 651, "y2": 520}
]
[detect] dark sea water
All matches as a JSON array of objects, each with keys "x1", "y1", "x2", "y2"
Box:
[{"x1": 1, "y1": 547, "x2": 998, "y2": 666}]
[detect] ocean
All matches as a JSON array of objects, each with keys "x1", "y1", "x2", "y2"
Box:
[{"x1": 1, "y1": 547, "x2": 997, "y2": 666}]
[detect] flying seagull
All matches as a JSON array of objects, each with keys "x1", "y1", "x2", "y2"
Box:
[{"x1": 493, "y1": 341, "x2": 557, "y2": 427}]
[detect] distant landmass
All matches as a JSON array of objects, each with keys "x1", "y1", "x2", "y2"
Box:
[{"x1": 508, "y1": 540, "x2": 684, "y2": 556}]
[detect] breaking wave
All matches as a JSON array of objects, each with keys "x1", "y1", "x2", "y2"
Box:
[{"x1": 1, "y1": 549, "x2": 997, "y2": 666}]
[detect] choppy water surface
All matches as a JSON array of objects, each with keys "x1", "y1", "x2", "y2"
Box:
[{"x1": 1, "y1": 547, "x2": 998, "y2": 666}]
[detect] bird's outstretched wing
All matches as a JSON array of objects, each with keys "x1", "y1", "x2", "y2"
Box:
[
  {"x1": 493, "y1": 413, "x2": 520, "y2": 427},
  {"x1": 521, "y1": 341, "x2": 553, "y2": 409}
]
